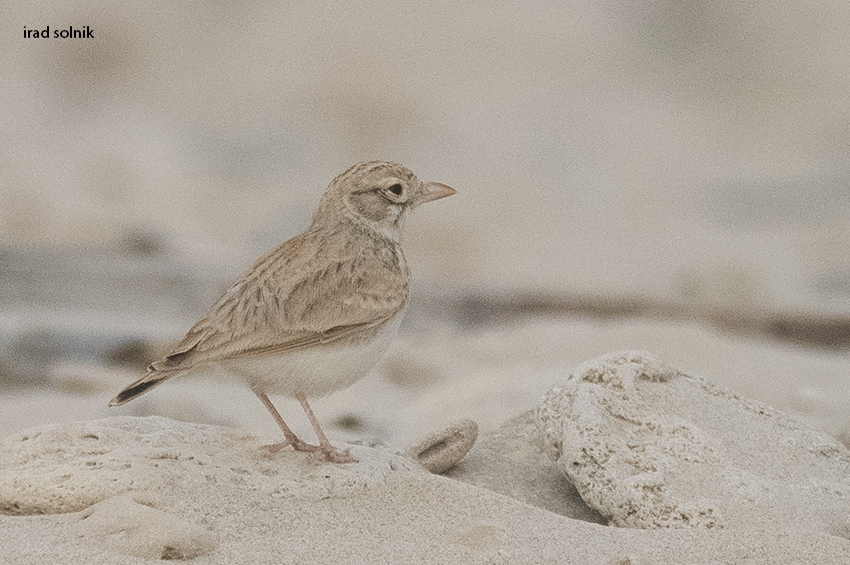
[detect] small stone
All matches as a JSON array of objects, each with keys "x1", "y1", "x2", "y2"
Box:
[{"x1": 404, "y1": 419, "x2": 478, "y2": 474}]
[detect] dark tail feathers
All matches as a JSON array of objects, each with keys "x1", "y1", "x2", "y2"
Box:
[{"x1": 108, "y1": 373, "x2": 172, "y2": 407}]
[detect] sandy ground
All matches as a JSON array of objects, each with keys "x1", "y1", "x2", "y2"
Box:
[{"x1": 2, "y1": 316, "x2": 849, "y2": 563}]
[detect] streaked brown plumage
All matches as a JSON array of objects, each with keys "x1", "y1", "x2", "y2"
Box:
[{"x1": 109, "y1": 161, "x2": 455, "y2": 462}]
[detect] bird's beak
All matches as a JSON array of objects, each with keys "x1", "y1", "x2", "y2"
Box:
[{"x1": 411, "y1": 181, "x2": 457, "y2": 207}]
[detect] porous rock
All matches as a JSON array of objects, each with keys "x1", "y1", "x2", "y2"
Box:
[
  {"x1": 536, "y1": 350, "x2": 850, "y2": 535},
  {"x1": 447, "y1": 410, "x2": 608, "y2": 524},
  {"x1": 0, "y1": 416, "x2": 422, "y2": 516}
]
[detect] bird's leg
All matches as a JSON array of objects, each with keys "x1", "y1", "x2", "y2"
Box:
[
  {"x1": 295, "y1": 392, "x2": 357, "y2": 464},
  {"x1": 254, "y1": 391, "x2": 321, "y2": 454}
]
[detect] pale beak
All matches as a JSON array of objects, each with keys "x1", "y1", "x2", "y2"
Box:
[{"x1": 411, "y1": 181, "x2": 457, "y2": 207}]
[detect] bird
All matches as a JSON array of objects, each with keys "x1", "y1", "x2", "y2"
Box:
[{"x1": 109, "y1": 161, "x2": 456, "y2": 463}]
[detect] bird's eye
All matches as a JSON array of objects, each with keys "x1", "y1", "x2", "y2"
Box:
[{"x1": 387, "y1": 184, "x2": 403, "y2": 196}]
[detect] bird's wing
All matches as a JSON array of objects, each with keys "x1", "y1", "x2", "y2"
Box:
[{"x1": 149, "y1": 232, "x2": 408, "y2": 374}]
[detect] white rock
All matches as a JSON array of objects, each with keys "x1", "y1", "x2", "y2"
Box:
[
  {"x1": 0, "y1": 416, "x2": 422, "y2": 516},
  {"x1": 536, "y1": 350, "x2": 850, "y2": 534}
]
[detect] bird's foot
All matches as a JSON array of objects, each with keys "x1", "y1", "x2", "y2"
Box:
[
  {"x1": 264, "y1": 439, "x2": 356, "y2": 463},
  {"x1": 263, "y1": 437, "x2": 322, "y2": 454},
  {"x1": 308, "y1": 445, "x2": 358, "y2": 464}
]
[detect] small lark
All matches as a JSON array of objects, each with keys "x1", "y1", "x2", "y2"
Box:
[{"x1": 109, "y1": 161, "x2": 455, "y2": 463}]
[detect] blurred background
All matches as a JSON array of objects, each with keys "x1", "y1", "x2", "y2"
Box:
[{"x1": 2, "y1": 1, "x2": 849, "y2": 446}]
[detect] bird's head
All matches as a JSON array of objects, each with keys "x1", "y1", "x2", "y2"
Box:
[{"x1": 314, "y1": 161, "x2": 456, "y2": 242}]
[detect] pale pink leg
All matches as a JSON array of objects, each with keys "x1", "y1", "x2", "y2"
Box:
[
  {"x1": 254, "y1": 391, "x2": 320, "y2": 454},
  {"x1": 296, "y1": 393, "x2": 357, "y2": 464}
]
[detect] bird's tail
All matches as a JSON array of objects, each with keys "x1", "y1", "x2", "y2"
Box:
[{"x1": 108, "y1": 369, "x2": 177, "y2": 407}]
